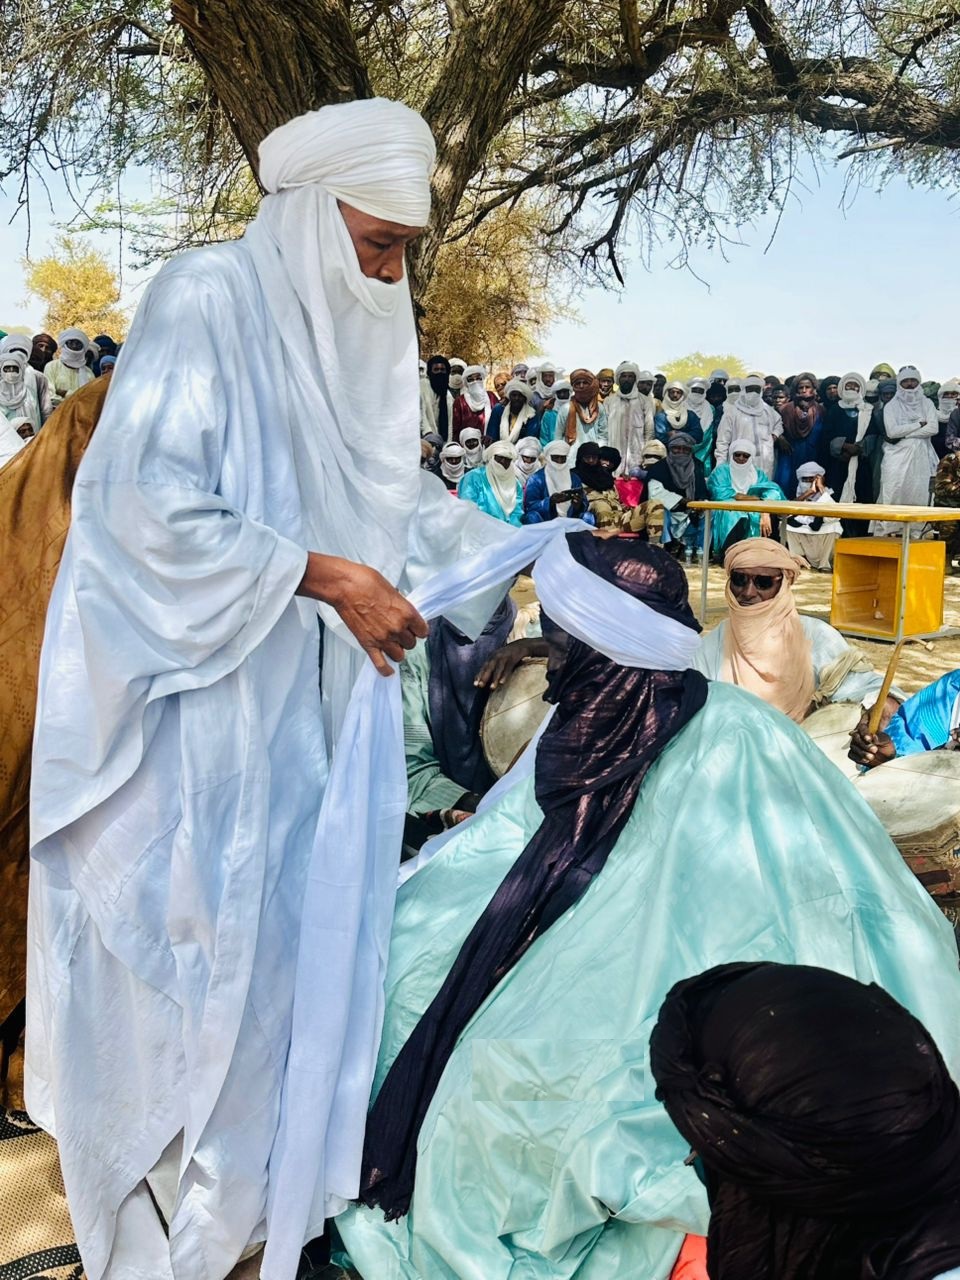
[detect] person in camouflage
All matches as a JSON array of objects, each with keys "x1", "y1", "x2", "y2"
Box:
[{"x1": 934, "y1": 449, "x2": 960, "y2": 573}]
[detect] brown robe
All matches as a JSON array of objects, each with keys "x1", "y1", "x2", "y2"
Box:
[{"x1": 0, "y1": 374, "x2": 109, "y2": 1024}]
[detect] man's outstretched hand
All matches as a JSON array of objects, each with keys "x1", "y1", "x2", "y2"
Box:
[
  {"x1": 297, "y1": 553, "x2": 428, "y2": 676},
  {"x1": 475, "y1": 637, "x2": 550, "y2": 690},
  {"x1": 848, "y1": 706, "x2": 898, "y2": 769}
]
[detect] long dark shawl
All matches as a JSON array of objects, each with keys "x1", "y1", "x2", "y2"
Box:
[
  {"x1": 426, "y1": 595, "x2": 516, "y2": 796},
  {"x1": 426, "y1": 353, "x2": 451, "y2": 439},
  {"x1": 651, "y1": 961, "x2": 960, "y2": 1280},
  {"x1": 360, "y1": 535, "x2": 708, "y2": 1218}
]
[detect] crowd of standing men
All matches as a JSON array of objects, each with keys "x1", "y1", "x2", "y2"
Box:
[{"x1": 420, "y1": 357, "x2": 960, "y2": 568}]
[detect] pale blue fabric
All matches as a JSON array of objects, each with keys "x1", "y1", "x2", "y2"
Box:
[
  {"x1": 337, "y1": 682, "x2": 960, "y2": 1279},
  {"x1": 706, "y1": 464, "x2": 783, "y2": 552},
  {"x1": 886, "y1": 669, "x2": 960, "y2": 756},
  {"x1": 457, "y1": 468, "x2": 523, "y2": 525}
]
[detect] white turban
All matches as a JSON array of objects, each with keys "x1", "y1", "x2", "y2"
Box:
[
  {"x1": 462, "y1": 364, "x2": 490, "y2": 412},
  {"x1": 0, "y1": 333, "x2": 31, "y2": 360},
  {"x1": 504, "y1": 378, "x2": 533, "y2": 403},
  {"x1": 258, "y1": 98, "x2": 435, "y2": 226},
  {"x1": 796, "y1": 461, "x2": 825, "y2": 481},
  {"x1": 58, "y1": 327, "x2": 90, "y2": 370}
]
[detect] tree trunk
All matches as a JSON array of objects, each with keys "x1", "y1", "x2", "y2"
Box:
[
  {"x1": 171, "y1": 0, "x2": 372, "y2": 182},
  {"x1": 412, "y1": 0, "x2": 568, "y2": 290}
]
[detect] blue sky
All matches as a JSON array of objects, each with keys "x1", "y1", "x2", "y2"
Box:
[{"x1": 1, "y1": 156, "x2": 957, "y2": 381}]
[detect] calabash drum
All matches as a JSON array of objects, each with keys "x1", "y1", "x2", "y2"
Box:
[
  {"x1": 857, "y1": 752, "x2": 960, "y2": 918},
  {"x1": 481, "y1": 658, "x2": 550, "y2": 779},
  {"x1": 800, "y1": 702, "x2": 862, "y2": 781}
]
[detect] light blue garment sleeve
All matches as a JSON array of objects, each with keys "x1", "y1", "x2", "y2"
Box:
[
  {"x1": 886, "y1": 670, "x2": 960, "y2": 756},
  {"x1": 401, "y1": 641, "x2": 469, "y2": 816}
]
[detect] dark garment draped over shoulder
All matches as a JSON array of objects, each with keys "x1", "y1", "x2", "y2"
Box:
[
  {"x1": 651, "y1": 961, "x2": 960, "y2": 1280},
  {"x1": 360, "y1": 536, "x2": 708, "y2": 1220}
]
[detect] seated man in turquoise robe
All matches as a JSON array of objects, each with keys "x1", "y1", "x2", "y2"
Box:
[
  {"x1": 458, "y1": 442, "x2": 523, "y2": 525},
  {"x1": 850, "y1": 668, "x2": 960, "y2": 767},
  {"x1": 707, "y1": 435, "x2": 784, "y2": 557},
  {"x1": 337, "y1": 533, "x2": 960, "y2": 1280}
]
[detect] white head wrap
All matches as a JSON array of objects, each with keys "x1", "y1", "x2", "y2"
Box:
[
  {"x1": 939, "y1": 377, "x2": 960, "y2": 423},
  {"x1": 662, "y1": 380, "x2": 689, "y2": 428},
  {"x1": 440, "y1": 441, "x2": 465, "y2": 483},
  {"x1": 244, "y1": 97, "x2": 437, "y2": 741},
  {"x1": 459, "y1": 427, "x2": 484, "y2": 467},
  {"x1": 637, "y1": 369, "x2": 654, "y2": 383},
  {"x1": 0, "y1": 414, "x2": 31, "y2": 465},
  {"x1": 725, "y1": 380, "x2": 742, "y2": 407},
  {"x1": 739, "y1": 376, "x2": 764, "y2": 412},
  {"x1": 448, "y1": 357, "x2": 466, "y2": 391},
  {"x1": 534, "y1": 362, "x2": 558, "y2": 396},
  {"x1": 687, "y1": 377, "x2": 707, "y2": 404},
  {"x1": 729, "y1": 437, "x2": 758, "y2": 491},
  {"x1": 462, "y1": 364, "x2": 491, "y2": 414},
  {"x1": 533, "y1": 534, "x2": 701, "y2": 670},
  {"x1": 515, "y1": 441, "x2": 542, "y2": 480},
  {"x1": 57, "y1": 327, "x2": 90, "y2": 370},
  {"x1": 504, "y1": 378, "x2": 533, "y2": 404},
  {"x1": 484, "y1": 441, "x2": 520, "y2": 516},
  {"x1": 258, "y1": 96, "x2": 434, "y2": 224},
  {"x1": 709, "y1": 369, "x2": 730, "y2": 383},
  {"x1": 551, "y1": 378, "x2": 572, "y2": 403},
  {"x1": 894, "y1": 365, "x2": 924, "y2": 414},
  {"x1": 615, "y1": 361, "x2": 640, "y2": 400},
  {"x1": 418, "y1": 359, "x2": 427, "y2": 378},
  {"x1": 0, "y1": 349, "x2": 28, "y2": 411},
  {"x1": 0, "y1": 333, "x2": 31, "y2": 360},
  {"x1": 796, "y1": 461, "x2": 825, "y2": 481},
  {"x1": 839, "y1": 372, "x2": 866, "y2": 408}
]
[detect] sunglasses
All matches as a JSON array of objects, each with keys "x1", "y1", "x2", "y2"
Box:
[{"x1": 730, "y1": 571, "x2": 784, "y2": 591}]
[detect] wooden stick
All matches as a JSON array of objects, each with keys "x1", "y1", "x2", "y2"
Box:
[{"x1": 867, "y1": 641, "x2": 904, "y2": 736}]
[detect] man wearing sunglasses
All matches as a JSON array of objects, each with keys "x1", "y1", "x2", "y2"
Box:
[{"x1": 691, "y1": 538, "x2": 901, "y2": 725}]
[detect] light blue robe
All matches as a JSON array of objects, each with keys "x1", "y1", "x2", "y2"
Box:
[
  {"x1": 458, "y1": 467, "x2": 523, "y2": 525},
  {"x1": 887, "y1": 669, "x2": 960, "y2": 755},
  {"x1": 337, "y1": 682, "x2": 960, "y2": 1279},
  {"x1": 706, "y1": 464, "x2": 784, "y2": 553}
]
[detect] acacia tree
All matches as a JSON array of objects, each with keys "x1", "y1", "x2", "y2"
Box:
[{"x1": 2, "y1": 0, "x2": 959, "y2": 302}]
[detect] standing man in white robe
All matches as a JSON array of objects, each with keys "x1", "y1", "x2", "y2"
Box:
[
  {"x1": 874, "y1": 364, "x2": 939, "y2": 537},
  {"x1": 606, "y1": 360, "x2": 653, "y2": 471},
  {"x1": 27, "y1": 98, "x2": 510, "y2": 1280},
  {"x1": 715, "y1": 373, "x2": 783, "y2": 479}
]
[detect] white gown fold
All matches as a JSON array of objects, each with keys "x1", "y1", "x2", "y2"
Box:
[{"x1": 27, "y1": 242, "x2": 512, "y2": 1280}]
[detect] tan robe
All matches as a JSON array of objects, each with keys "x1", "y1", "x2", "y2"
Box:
[{"x1": 0, "y1": 374, "x2": 109, "y2": 1023}]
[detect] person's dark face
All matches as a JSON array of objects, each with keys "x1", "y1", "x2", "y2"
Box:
[
  {"x1": 508, "y1": 390, "x2": 526, "y2": 413},
  {"x1": 32, "y1": 336, "x2": 56, "y2": 363},
  {"x1": 654, "y1": 375, "x2": 667, "y2": 399},
  {"x1": 493, "y1": 373, "x2": 508, "y2": 397},
  {"x1": 670, "y1": 444, "x2": 693, "y2": 458},
  {"x1": 599, "y1": 454, "x2": 616, "y2": 471},
  {"x1": 547, "y1": 451, "x2": 567, "y2": 466},
  {"x1": 578, "y1": 446, "x2": 600, "y2": 468},
  {"x1": 64, "y1": 339, "x2": 84, "y2": 354},
  {"x1": 880, "y1": 387, "x2": 896, "y2": 403},
  {"x1": 337, "y1": 200, "x2": 423, "y2": 283},
  {"x1": 762, "y1": 387, "x2": 776, "y2": 405},
  {"x1": 572, "y1": 374, "x2": 595, "y2": 406},
  {"x1": 729, "y1": 567, "x2": 784, "y2": 606},
  {"x1": 493, "y1": 452, "x2": 513, "y2": 470},
  {"x1": 774, "y1": 390, "x2": 788, "y2": 409},
  {"x1": 666, "y1": 387, "x2": 684, "y2": 404},
  {"x1": 901, "y1": 377, "x2": 920, "y2": 390},
  {"x1": 732, "y1": 450, "x2": 752, "y2": 465},
  {"x1": 637, "y1": 379, "x2": 654, "y2": 396},
  {"x1": 598, "y1": 375, "x2": 614, "y2": 395},
  {"x1": 429, "y1": 361, "x2": 447, "y2": 377},
  {"x1": 824, "y1": 383, "x2": 840, "y2": 401},
  {"x1": 541, "y1": 371, "x2": 556, "y2": 389},
  {"x1": 795, "y1": 379, "x2": 816, "y2": 399},
  {"x1": 619, "y1": 372, "x2": 636, "y2": 394},
  {"x1": 15, "y1": 422, "x2": 35, "y2": 440}
]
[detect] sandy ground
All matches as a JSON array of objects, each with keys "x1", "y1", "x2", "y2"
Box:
[{"x1": 686, "y1": 559, "x2": 960, "y2": 695}]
